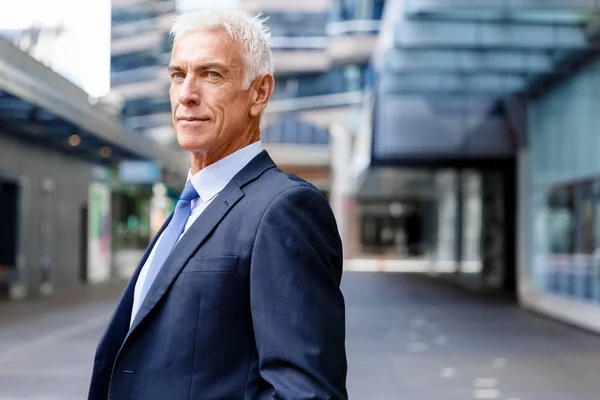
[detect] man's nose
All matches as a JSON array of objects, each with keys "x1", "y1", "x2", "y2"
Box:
[{"x1": 178, "y1": 78, "x2": 201, "y2": 106}]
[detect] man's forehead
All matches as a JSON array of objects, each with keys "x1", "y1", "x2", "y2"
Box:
[
  {"x1": 172, "y1": 29, "x2": 241, "y2": 62},
  {"x1": 175, "y1": 28, "x2": 236, "y2": 50}
]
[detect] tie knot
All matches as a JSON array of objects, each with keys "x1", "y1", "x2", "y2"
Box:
[{"x1": 180, "y1": 181, "x2": 199, "y2": 202}]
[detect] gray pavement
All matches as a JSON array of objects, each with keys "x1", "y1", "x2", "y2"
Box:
[
  {"x1": 0, "y1": 283, "x2": 124, "y2": 400},
  {"x1": 344, "y1": 273, "x2": 600, "y2": 400},
  {"x1": 1, "y1": 272, "x2": 600, "y2": 399}
]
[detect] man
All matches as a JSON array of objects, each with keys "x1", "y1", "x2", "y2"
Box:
[{"x1": 88, "y1": 10, "x2": 347, "y2": 400}]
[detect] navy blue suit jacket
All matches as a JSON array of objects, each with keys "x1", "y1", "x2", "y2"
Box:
[{"x1": 88, "y1": 151, "x2": 347, "y2": 399}]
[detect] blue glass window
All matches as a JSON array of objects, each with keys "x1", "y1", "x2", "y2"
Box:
[
  {"x1": 111, "y1": 50, "x2": 162, "y2": 73},
  {"x1": 264, "y1": 12, "x2": 328, "y2": 37},
  {"x1": 273, "y1": 64, "x2": 373, "y2": 99},
  {"x1": 330, "y1": 0, "x2": 385, "y2": 22},
  {"x1": 112, "y1": 9, "x2": 160, "y2": 25},
  {"x1": 262, "y1": 119, "x2": 330, "y2": 145},
  {"x1": 122, "y1": 97, "x2": 170, "y2": 118}
]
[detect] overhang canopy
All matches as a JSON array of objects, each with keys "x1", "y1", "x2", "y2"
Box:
[
  {"x1": 384, "y1": 49, "x2": 554, "y2": 74},
  {"x1": 380, "y1": 72, "x2": 526, "y2": 94},
  {"x1": 403, "y1": 0, "x2": 598, "y2": 22},
  {"x1": 378, "y1": 0, "x2": 600, "y2": 96},
  {"x1": 394, "y1": 20, "x2": 589, "y2": 50},
  {"x1": 0, "y1": 37, "x2": 187, "y2": 176},
  {"x1": 369, "y1": 0, "x2": 589, "y2": 164}
]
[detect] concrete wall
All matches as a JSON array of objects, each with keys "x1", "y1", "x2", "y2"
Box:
[{"x1": 0, "y1": 132, "x2": 92, "y2": 298}]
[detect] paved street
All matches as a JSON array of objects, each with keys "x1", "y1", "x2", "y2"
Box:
[
  {"x1": 344, "y1": 273, "x2": 600, "y2": 399},
  {"x1": 0, "y1": 283, "x2": 124, "y2": 400},
  {"x1": 2, "y1": 272, "x2": 600, "y2": 399}
]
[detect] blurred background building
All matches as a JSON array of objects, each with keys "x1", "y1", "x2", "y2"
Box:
[{"x1": 3, "y1": 0, "x2": 600, "y2": 340}]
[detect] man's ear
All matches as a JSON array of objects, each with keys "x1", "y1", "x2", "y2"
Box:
[{"x1": 249, "y1": 74, "x2": 275, "y2": 117}]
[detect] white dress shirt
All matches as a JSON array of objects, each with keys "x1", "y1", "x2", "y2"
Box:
[{"x1": 130, "y1": 141, "x2": 264, "y2": 326}]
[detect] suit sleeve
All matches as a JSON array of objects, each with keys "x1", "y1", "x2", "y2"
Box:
[{"x1": 250, "y1": 185, "x2": 348, "y2": 400}]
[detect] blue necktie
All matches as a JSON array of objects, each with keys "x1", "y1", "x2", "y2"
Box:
[{"x1": 138, "y1": 181, "x2": 199, "y2": 308}]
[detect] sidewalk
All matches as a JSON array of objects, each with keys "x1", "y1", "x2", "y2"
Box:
[
  {"x1": 0, "y1": 281, "x2": 126, "y2": 400},
  {"x1": 2, "y1": 272, "x2": 600, "y2": 399},
  {"x1": 343, "y1": 272, "x2": 600, "y2": 399}
]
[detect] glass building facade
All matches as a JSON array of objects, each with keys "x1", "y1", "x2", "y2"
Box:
[
  {"x1": 526, "y1": 58, "x2": 600, "y2": 311},
  {"x1": 272, "y1": 65, "x2": 374, "y2": 100},
  {"x1": 266, "y1": 12, "x2": 328, "y2": 38},
  {"x1": 266, "y1": 1, "x2": 382, "y2": 100},
  {"x1": 111, "y1": 0, "x2": 174, "y2": 144},
  {"x1": 262, "y1": 4, "x2": 379, "y2": 146},
  {"x1": 329, "y1": 0, "x2": 385, "y2": 28},
  {"x1": 110, "y1": 0, "x2": 177, "y2": 264}
]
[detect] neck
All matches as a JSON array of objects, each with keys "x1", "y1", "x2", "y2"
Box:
[{"x1": 190, "y1": 122, "x2": 260, "y2": 174}]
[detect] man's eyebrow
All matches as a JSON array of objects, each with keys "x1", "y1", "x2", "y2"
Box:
[
  {"x1": 194, "y1": 63, "x2": 230, "y2": 73},
  {"x1": 167, "y1": 63, "x2": 231, "y2": 73},
  {"x1": 167, "y1": 64, "x2": 183, "y2": 72}
]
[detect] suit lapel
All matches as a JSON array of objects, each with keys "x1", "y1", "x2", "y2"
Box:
[
  {"x1": 115, "y1": 212, "x2": 173, "y2": 324},
  {"x1": 95, "y1": 214, "x2": 173, "y2": 376},
  {"x1": 119, "y1": 150, "x2": 278, "y2": 349},
  {"x1": 125, "y1": 183, "x2": 245, "y2": 338}
]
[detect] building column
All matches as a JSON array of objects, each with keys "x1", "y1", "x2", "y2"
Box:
[
  {"x1": 517, "y1": 148, "x2": 533, "y2": 301},
  {"x1": 330, "y1": 122, "x2": 355, "y2": 258},
  {"x1": 434, "y1": 171, "x2": 459, "y2": 273}
]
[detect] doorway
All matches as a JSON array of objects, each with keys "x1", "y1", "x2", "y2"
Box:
[{"x1": 0, "y1": 179, "x2": 19, "y2": 296}]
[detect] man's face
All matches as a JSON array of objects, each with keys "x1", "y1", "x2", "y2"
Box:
[{"x1": 169, "y1": 27, "x2": 252, "y2": 154}]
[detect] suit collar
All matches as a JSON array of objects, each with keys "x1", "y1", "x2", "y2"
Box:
[
  {"x1": 232, "y1": 149, "x2": 277, "y2": 189},
  {"x1": 187, "y1": 141, "x2": 264, "y2": 203}
]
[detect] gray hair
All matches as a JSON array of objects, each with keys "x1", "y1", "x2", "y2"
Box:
[{"x1": 170, "y1": 10, "x2": 275, "y2": 89}]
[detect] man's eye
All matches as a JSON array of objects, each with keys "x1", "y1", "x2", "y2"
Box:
[
  {"x1": 171, "y1": 72, "x2": 185, "y2": 82},
  {"x1": 207, "y1": 71, "x2": 221, "y2": 79}
]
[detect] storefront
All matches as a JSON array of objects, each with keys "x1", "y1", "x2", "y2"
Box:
[
  {"x1": 111, "y1": 162, "x2": 178, "y2": 278},
  {"x1": 520, "y1": 57, "x2": 600, "y2": 332},
  {"x1": 0, "y1": 36, "x2": 186, "y2": 299}
]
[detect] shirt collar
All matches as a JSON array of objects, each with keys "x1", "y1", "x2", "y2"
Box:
[{"x1": 186, "y1": 141, "x2": 264, "y2": 203}]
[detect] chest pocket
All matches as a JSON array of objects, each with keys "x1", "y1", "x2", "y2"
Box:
[{"x1": 181, "y1": 256, "x2": 239, "y2": 274}]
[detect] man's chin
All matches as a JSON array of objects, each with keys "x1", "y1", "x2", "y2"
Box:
[
  {"x1": 176, "y1": 135, "x2": 209, "y2": 152},
  {"x1": 178, "y1": 143, "x2": 206, "y2": 153}
]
